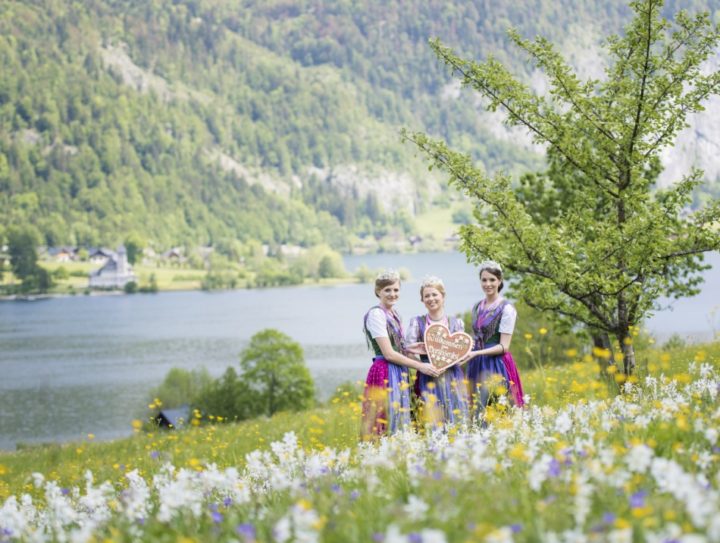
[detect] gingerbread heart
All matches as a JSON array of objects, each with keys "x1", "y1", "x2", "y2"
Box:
[{"x1": 424, "y1": 323, "x2": 473, "y2": 369}]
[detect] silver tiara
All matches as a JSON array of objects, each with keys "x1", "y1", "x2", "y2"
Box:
[
  {"x1": 478, "y1": 260, "x2": 502, "y2": 274},
  {"x1": 376, "y1": 269, "x2": 400, "y2": 281},
  {"x1": 421, "y1": 275, "x2": 444, "y2": 289}
]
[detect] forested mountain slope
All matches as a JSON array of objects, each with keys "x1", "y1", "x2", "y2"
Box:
[{"x1": 1, "y1": 0, "x2": 717, "y2": 249}]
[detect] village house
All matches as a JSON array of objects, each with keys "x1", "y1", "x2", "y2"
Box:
[
  {"x1": 161, "y1": 247, "x2": 185, "y2": 264},
  {"x1": 87, "y1": 247, "x2": 115, "y2": 265},
  {"x1": 88, "y1": 245, "x2": 136, "y2": 289},
  {"x1": 47, "y1": 246, "x2": 78, "y2": 262}
]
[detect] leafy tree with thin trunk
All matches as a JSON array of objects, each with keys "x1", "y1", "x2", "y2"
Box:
[
  {"x1": 240, "y1": 329, "x2": 315, "y2": 417},
  {"x1": 406, "y1": 0, "x2": 720, "y2": 375}
]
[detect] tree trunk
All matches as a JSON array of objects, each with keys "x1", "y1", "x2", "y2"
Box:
[
  {"x1": 268, "y1": 375, "x2": 276, "y2": 417},
  {"x1": 620, "y1": 338, "x2": 636, "y2": 376},
  {"x1": 592, "y1": 332, "x2": 619, "y2": 392}
]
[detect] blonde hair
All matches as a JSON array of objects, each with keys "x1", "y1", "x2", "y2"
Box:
[{"x1": 420, "y1": 275, "x2": 446, "y2": 300}]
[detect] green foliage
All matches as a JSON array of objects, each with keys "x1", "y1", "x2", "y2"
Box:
[
  {"x1": 251, "y1": 260, "x2": 301, "y2": 288},
  {"x1": 6, "y1": 224, "x2": 53, "y2": 293},
  {"x1": 139, "y1": 273, "x2": 159, "y2": 293},
  {"x1": 124, "y1": 233, "x2": 145, "y2": 265},
  {"x1": 353, "y1": 264, "x2": 378, "y2": 283},
  {"x1": 409, "y1": 0, "x2": 720, "y2": 375},
  {"x1": 147, "y1": 367, "x2": 214, "y2": 411},
  {"x1": 290, "y1": 245, "x2": 347, "y2": 281},
  {"x1": 53, "y1": 266, "x2": 69, "y2": 280},
  {"x1": 201, "y1": 269, "x2": 238, "y2": 291},
  {"x1": 239, "y1": 329, "x2": 315, "y2": 417},
  {"x1": 451, "y1": 207, "x2": 472, "y2": 225},
  {"x1": 7, "y1": 225, "x2": 40, "y2": 280},
  {"x1": 123, "y1": 281, "x2": 138, "y2": 294},
  {"x1": 193, "y1": 367, "x2": 255, "y2": 422},
  {"x1": 5, "y1": 1, "x2": 717, "y2": 250},
  {"x1": 188, "y1": 329, "x2": 316, "y2": 422},
  {"x1": 461, "y1": 300, "x2": 584, "y2": 371}
]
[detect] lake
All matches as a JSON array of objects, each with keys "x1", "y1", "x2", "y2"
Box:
[{"x1": 0, "y1": 251, "x2": 717, "y2": 450}]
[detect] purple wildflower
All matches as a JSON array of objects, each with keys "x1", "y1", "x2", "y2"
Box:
[
  {"x1": 510, "y1": 524, "x2": 523, "y2": 533},
  {"x1": 603, "y1": 512, "x2": 617, "y2": 524},
  {"x1": 211, "y1": 511, "x2": 223, "y2": 524},
  {"x1": 629, "y1": 490, "x2": 648, "y2": 509},
  {"x1": 372, "y1": 533, "x2": 385, "y2": 542},
  {"x1": 60, "y1": 488, "x2": 70, "y2": 496},
  {"x1": 408, "y1": 533, "x2": 422, "y2": 543},
  {"x1": 236, "y1": 523, "x2": 256, "y2": 541},
  {"x1": 150, "y1": 450, "x2": 160, "y2": 459},
  {"x1": 350, "y1": 490, "x2": 361, "y2": 501},
  {"x1": 223, "y1": 497, "x2": 233, "y2": 507},
  {"x1": 331, "y1": 483, "x2": 342, "y2": 494},
  {"x1": 548, "y1": 458, "x2": 562, "y2": 477}
]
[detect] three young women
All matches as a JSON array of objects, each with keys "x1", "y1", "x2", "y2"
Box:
[{"x1": 361, "y1": 262, "x2": 524, "y2": 437}]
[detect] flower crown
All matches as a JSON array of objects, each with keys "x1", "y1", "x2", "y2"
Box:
[
  {"x1": 375, "y1": 269, "x2": 400, "y2": 282},
  {"x1": 478, "y1": 260, "x2": 502, "y2": 275},
  {"x1": 420, "y1": 275, "x2": 444, "y2": 289}
]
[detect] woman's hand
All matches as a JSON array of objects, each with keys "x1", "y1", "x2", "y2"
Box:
[
  {"x1": 456, "y1": 351, "x2": 478, "y2": 366},
  {"x1": 405, "y1": 342, "x2": 427, "y2": 355},
  {"x1": 416, "y1": 363, "x2": 441, "y2": 377}
]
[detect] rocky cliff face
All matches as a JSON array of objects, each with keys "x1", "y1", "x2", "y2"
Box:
[{"x1": 659, "y1": 52, "x2": 720, "y2": 187}]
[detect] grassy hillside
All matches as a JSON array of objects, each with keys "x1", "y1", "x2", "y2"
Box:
[{"x1": 0, "y1": 341, "x2": 718, "y2": 541}]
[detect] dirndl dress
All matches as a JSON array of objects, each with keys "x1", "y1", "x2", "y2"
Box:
[
  {"x1": 466, "y1": 299, "x2": 525, "y2": 415},
  {"x1": 406, "y1": 314, "x2": 469, "y2": 428},
  {"x1": 361, "y1": 305, "x2": 412, "y2": 438}
]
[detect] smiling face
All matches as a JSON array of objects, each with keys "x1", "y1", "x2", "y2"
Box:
[
  {"x1": 377, "y1": 281, "x2": 401, "y2": 308},
  {"x1": 421, "y1": 285, "x2": 445, "y2": 313},
  {"x1": 480, "y1": 270, "x2": 502, "y2": 298}
]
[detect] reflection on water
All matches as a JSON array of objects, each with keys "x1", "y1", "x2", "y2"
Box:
[{"x1": 0, "y1": 251, "x2": 717, "y2": 450}]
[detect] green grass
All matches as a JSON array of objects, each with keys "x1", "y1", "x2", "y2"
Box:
[{"x1": 1, "y1": 341, "x2": 716, "y2": 501}]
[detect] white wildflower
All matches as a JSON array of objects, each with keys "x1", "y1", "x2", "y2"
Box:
[
  {"x1": 485, "y1": 526, "x2": 514, "y2": 543},
  {"x1": 403, "y1": 495, "x2": 429, "y2": 521},
  {"x1": 554, "y1": 411, "x2": 572, "y2": 434},
  {"x1": 625, "y1": 444, "x2": 654, "y2": 473},
  {"x1": 607, "y1": 528, "x2": 632, "y2": 543}
]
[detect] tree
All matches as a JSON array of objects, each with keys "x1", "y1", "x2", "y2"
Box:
[
  {"x1": 193, "y1": 367, "x2": 256, "y2": 422},
  {"x1": 7, "y1": 225, "x2": 40, "y2": 280},
  {"x1": 7, "y1": 225, "x2": 53, "y2": 293},
  {"x1": 407, "y1": 0, "x2": 720, "y2": 376},
  {"x1": 148, "y1": 367, "x2": 213, "y2": 410},
  {"x1": 239, "y1": 329, "x2": 315, "y2": 417},
  {"x1": 124, "y1": 233, "x2": 145, "y2": 265}
]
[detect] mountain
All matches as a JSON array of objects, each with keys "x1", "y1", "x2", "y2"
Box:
[{"x1": 1, "y1": 0, "x2": 718, "y2": 249}]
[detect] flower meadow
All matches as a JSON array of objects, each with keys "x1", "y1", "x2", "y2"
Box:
[{"x1": 1, "y1": 346, "x2": 719, "y2": 543}]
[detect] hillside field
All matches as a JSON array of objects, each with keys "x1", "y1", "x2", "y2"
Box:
[{"x1": 1, "y1": 341, "x2": 718, "y2": 541}]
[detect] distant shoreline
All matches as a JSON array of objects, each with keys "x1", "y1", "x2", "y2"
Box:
[{"x1": 0, "y1": 275, "x2": 363, "y2": 302}]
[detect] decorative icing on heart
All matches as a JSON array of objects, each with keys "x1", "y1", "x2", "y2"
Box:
[{"x1": 424, "y1": 323, "x2": 473, "y2": 369}]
